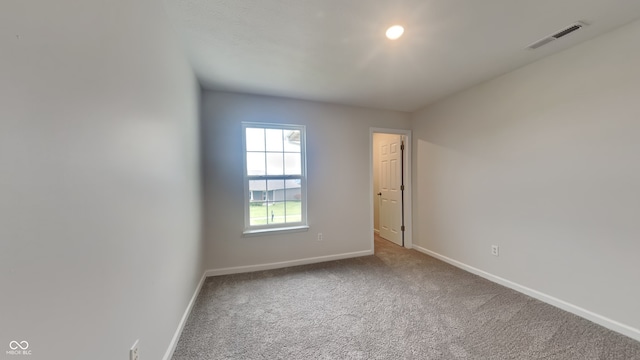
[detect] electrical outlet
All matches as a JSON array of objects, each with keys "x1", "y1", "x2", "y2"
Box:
[
  {"x1": 491, "y1": 245, "x2": 499, "y2": 257},
  {"x1": 317, "y1": 233, "x2": 323, "y2": 241},
  {"x1": 130, "y1": 340, "x2": 139, "y2": 360}
]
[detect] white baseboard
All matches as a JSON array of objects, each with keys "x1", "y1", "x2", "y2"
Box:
[
  {"x1": 205, "y1": 250, "x2": 374, "y2": 277},
  {"x1": 412, "y1": 245, "x2": 640, "y2": 342},
  {"x1": 162, "y1": 273, "x2": 206, "y2": 360}
]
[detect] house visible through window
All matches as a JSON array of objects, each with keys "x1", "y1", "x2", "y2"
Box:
[{"x1": 243, "y1": 123, "x2": 307, "y2": 233}]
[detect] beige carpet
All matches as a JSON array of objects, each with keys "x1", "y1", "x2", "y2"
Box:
[{"x1": 172, "y1": 236, "x2": 640, "y2": 359}]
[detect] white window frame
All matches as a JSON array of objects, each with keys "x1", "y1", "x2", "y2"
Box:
[{"x1": 242, "y1": 122, "x2": 308, "y2": 236}]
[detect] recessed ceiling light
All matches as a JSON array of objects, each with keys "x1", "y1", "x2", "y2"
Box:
[{"x1": 386, "y1": 25, "x2": 404, "y2": 40}]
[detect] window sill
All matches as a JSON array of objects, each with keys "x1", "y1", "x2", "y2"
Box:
[{"x1": 242, "y1": 225, "x2": 310, "y2": 237}]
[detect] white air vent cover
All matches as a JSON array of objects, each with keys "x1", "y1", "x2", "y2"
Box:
[{"x1": 527, "y1": 21, "x2": 588, "y2": 49}]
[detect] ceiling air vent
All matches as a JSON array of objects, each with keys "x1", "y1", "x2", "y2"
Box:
[{"x1": 527, "y1": 21, "x2": 588, "y2": 50}]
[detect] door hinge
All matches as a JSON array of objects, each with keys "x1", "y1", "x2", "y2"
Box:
[
  {"x1": 400, "y1": 143, "x2": 405, "y2": 151},
  {"x1": 400, "y1": 185, "x2": 404, "y2": 191},
  {"x1": 401, "y1": 225, "x2": 405, "y2": 232}
]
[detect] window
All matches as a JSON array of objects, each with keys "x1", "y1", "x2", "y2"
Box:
[{"x1": 242, "y1": 122, "x2": 307, "y2": 234}]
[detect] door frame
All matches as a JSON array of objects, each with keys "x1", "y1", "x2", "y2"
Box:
[{"x1": 369, "y1": 127, "x2": 413, "y2": 249}]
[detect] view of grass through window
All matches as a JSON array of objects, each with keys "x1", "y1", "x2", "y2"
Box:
[{"x1": 249, "y1": 200, "x2": 302, "y2": 225}]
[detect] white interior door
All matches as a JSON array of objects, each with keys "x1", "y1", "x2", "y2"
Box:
[{"x1": 379, "y1": 134, "x2": 402, "y2": 246}]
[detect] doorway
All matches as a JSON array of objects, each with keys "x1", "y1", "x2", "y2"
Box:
[{"x1": 370, "y1": 128, "x2": 412, "y2": 250}]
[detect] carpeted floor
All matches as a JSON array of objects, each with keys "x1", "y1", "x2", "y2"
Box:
[{"x1": 172, "y1": 236, "x2": 640, "y2": 359}]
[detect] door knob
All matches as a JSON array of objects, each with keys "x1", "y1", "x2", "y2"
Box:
[{"x1": 377, "y1": 192, "x2": 382, "y2": 196}]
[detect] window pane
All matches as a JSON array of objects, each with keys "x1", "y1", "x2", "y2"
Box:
[
  {"x1": 285, "y1": 180, "x2": 302, "y2": 223},
  {"x1": 247, "y1": 152, "x2": 266, "y2": 175},
  {"x1": 285, "y1": 200, "x2": 302, "y2": 223},
  {"x1": 249, "y1": 180, "x2": 267, "y2": 197},
  {"x1": 249, "y1": 201, "x2": 267, "y2": 226},
  {"x1": 249, "y1": 180, "x2": 267, "y2": 226},
  {"x1": 267, "y1": 179, "x2": 285, "y2": 201},
  {"x1": 265, "y1": 129, "x2": 283, "y2": 152},
  {"x1": 284, "y1": 179, "x2": 302, "y2": 201},
  {"x1": 267, "y1": 202, "x2": 286, "y2": 225},
  {"x1": 284, "y1": 130, "x2": 301, "y2": 152},
  {"x1": 266, "y1": 153, "x2": 284, "y2": 175},
  {"x1": 246, "y1": 128, "x2": 265, "y2": 151},
  {"x1": 284, "y1": 153, "x2": 301, "y2": 175}
]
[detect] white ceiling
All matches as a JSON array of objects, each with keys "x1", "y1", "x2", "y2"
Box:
[{"x1": 165, "y1": 0, "x2": 640, "y2": 112}]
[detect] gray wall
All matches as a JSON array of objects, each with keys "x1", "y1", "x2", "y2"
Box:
[
  {"x1": 202, "y1": 92, "x2": 410, "y2": 270},
  {"x1": 0, "y1": 1, "x2": 203, "y2": 359},
  {"x1": 412, "y1": 19, "x2": 640, "y2": 336}
]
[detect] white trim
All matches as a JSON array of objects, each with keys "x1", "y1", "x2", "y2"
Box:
[
  {"x1": 243, "y1": 225, "x2": 309, "y2": 237},
  {"x1": 242, "y1": 122, "x2": 308, "y2": 232},
  {"x1": 369, "y1": 128, "x2": 413, "y2": 250},
  {"x1": 162, "y1": 273, "x2": 206, "y2": 360},
  {"x1": 412, "y1": 245, "x2": 640, "y2": 342},
  {"x1": 205, "y1": 250, "x2": 373, "y2": 277}
]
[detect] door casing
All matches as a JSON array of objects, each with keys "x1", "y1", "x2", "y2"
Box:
[{"x1": 369, "y1": 128, "x2": 412, "y2": 249}]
